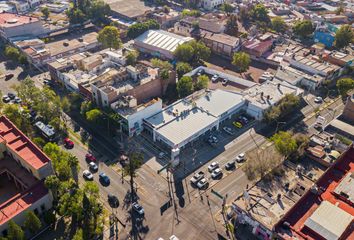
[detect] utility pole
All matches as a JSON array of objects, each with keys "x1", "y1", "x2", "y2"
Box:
[
  {"x1": 183, "y1": 161, "x2": 191, "y2": 203},
  {"x1": 206, "y1": 194, "x2": 217, "y2": 234}
]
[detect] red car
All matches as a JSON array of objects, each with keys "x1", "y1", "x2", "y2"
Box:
[
  {"x1": 64, "y1": 138, "x2": 74, "y2": 149},
  {"x1": 85, "y1": 153, "x2": 96, "y2": 162}
]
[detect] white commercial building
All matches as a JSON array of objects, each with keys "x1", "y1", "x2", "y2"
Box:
[
  {"x1": 201, "y1": 0, "x2": 225, "y2": 10},
  {"x1": 134, "y1": 30, "x2": 193, "y2": 60}
]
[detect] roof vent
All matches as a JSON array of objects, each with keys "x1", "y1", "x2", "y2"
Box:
[{"x1": 7, "y1": 18, "x2": 18, "y2": 24}]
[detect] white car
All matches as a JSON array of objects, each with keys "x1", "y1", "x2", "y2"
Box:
[
  {"x1": 197, "y1": 178, "x2": 208, "y2": 189},
  {"x1": 236, "y1": 153, "x2": 246, "y2": 163},
  {"x1": 314, "y1": 97, "x2": 323, "y2": 104},
  {"x1": 211, "y1": 74, "x2": 219, "y2": 82},
  {"x1": 132, "y1": 202, "x2": 144, "y2": 215},
  {"x1": 89, "y1": 162, "x2": 98, "y2": 171},
  {"x1": 158, "y1": 152, "x2": 166, "y2": 159},
  {"x1": 83, "y1": 170, "x2": 93, "y2": 180},
  {"x1": 208, "y1": 162, "x2": 219, "y2": 172},
  {"x1": 14, "y1": 97, "x2": 21, "y2": 104},
  {"x1": 2, "y1": 95, "x2": 10, "y2": 103},
  {"x1": 223, "y1": 126, "x2": 234, "y2": 135},
  {"x1": 222, "y1": 78, "x2": 228, "y2": 85},
  {"x1": 211, "y1": 168, "x2": 222, "y2": 179}
]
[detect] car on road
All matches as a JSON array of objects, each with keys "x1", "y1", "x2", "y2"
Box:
[
  {"x1": 7, "y1": 93, "x2": 16, "y2": 100},
  {"x1": 99, "y1": 172, "x2": 110, "y2": 185},
  {"x1": 158, "y1": 152, "x2": 166, "y2": 159},
  {"x1": 64, "y1": 138, "x2": 74, "y2": 149},
  {"x1": 233, "y1": 121, "x2": 243, "y2": 128},
  {"x1": 197, "y1": 178, "x2": 208, "y2": 189},
  {"x1": 132, "y1": 202, "x2": 144, "y2": 215},
  {"x1": 108, "y1": 194, "x2": 119, "y2": 208},
  {"x1": 222, "y1": 78, "x2": 228, "y2": 85},
  {"x1": 89, "y1": 162, "x2": 98, "y2": 172},
  {"x1": 208, "y1": 162, "x2": 219, "y2": 172},
  {"x1": 314, "y1": 97, "x2": 323, "y2": 104},
  {"x1": 83, "y1": 170, "x2": 93, "y2": 180},
  {"x1": 238, "y1": 116, "x2": 249, "y2": 125},
  {"x1": 211, "y1": 168, "x2": 222, "y2": 179},
  {"x1": 85, "y1": 153, "x2": 97, "y2": 162},
  {"x1": 207, "y1": 135, "x2": 219, "y2": 145},
  {"x1": 2, "y1": 95, "x2": 11, "y2": 103},
  {"x1": 225, "y1": 160, "x2": 236, "y2": 170},
  {"x1": 211, "y1": 74, "x2": 219, "y2": 82},
  {"x1": 223, "y1": 126, "x2": 234, "y2": 135},
  {"x1": 14, "y1": 97, "x2": 21, "y2": 104},
  {"x1": 5, "y1": 73, "x2": 14, "y2": 81},
  {"x1": 190, "y1": 171, "x2": 205, "y2": 184},
  {"x1": 236, "y1": 153, "x2": 246, "y2": 163}
]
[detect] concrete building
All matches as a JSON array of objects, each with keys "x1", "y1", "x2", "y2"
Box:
[
  {"x1": 200, "y1": 31, "x2": 240, "y2": 58},
  {"x1": 104, "y1": 0, "x2": 153, "y2": 20},
  {"x1": 174, "y1": 15, "x2": 226, "y2": 37},
  {"x1": 201, "y1": 0, "x2": 225, "y2": 10},
  {"x1": 111, "y1": 97, "x2": 162, "y2": 137},
  {"x1": 0, "y1": 116, "x2": 53, "y2": 235},
  {"x1": 0, "y1": 13, "x2": 46, "y2": 39},
  {"x1": 134, "y1": 30, "x2": 193, "y2": 60}
]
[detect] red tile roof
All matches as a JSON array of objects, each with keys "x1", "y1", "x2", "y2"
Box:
[
  {"x1": 0, "y1": 115, "x2": 50, "y2": 170},
  {"x1": 0, "y1": 181, "x2": 48, "y2": 226},
  {"x1": 275, "y1": 145, "x2": 354, "y2": 240},
  {"x1": 0, "y1": 13, "x2": 39, "y2": 28}
]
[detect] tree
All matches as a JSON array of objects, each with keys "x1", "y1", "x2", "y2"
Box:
[
  {"x1": 334, "y1": 25, "x2": 354, "y2": 49},
  {"x1": 61, "y1": 96, "x2": 71, "y2": 113},
  {"x1": 239, "y1": 6, "x2": 249, "y2": 22},
  {"x1": 41, "y1": 7, "x2": 50, "y2": 20},
  {"x1": 195, "y1": 75, "x2": 209, "y2": 90},
  {"x1": 271, "y1": 17, "x2": 287, "y2": 33},
  {"x1": 177, "y1": 76, "x2": 194, "y2": 97},
  {"x1": 151, "y1": 58, "x2": 172, "y2": 70},
  {"x1": 232, "y1": 52, "x2": 251, "y2": 73},
  {"x1": 181, "y1": 9, "x2": 201, "y2": 17},
  {"x1": 250, "y1": 4, "x2": 270, "y2": 24},
  {"x1": 123, "y1": 152, "x2": 143, "y2": 201},
  {"x1": 127, "y1": 20, "x2": 160, "y2": 39},
  {"x1": 3, "y1": 104, "x2": 32, "y2": 135},
  {"x1": 97, "y1": 26, "x2": 122, "y2": 50},
  {"x1": 293, "y1": 20, "x2": 314, "y2": 38},
  {"x1": 24, "y1": 211, "x2": 42, "y2": 234},
  {"x1": 45, "y1": 175, "x2": 61, "y2": 201},
  {"x1": 4, "y1": 46, "x2": 20, "y2": 61},
  {"x1": 66, "y1": 8, "x2": 86, "y2": 24},
  {"x1": 264, "y1": 94, "x2": 301, "y2": 123},
  {"x1": 73, "y1": 228, "x2": 83, "y2": 240},
  {"x1": 86, "y1": 109, "x2": 102, "y2": 122},
  {"x1": 225, "y1": 14, "x2": 238, "y2": 36},
  {"x1": 32, "y1": 137, "x2": 46, "y2": 149},
  {"x1": 174, "y1": 43, "x2": 194, "y2": 62},
  {"x1": 336, "y1": 78, "x2": 354, "y2": 97},
  {"x1": 220, "y1": 3, "x2": 235, "y2": 15},
  {"x1": 7, "y1": 220, "x2": 25, "y2": 240},
  {"x1": 176, "y1": 62, "x2": 192, "y2": 78},
  {"x1": 270, "y1": 131, "x2": 297, "y2": 158},
  {"x1": 126, "y1": 50, "x2": 139, "y2": 66},
  {"x1": 88, "y1": 0, "x2": 110, "y2": 24},
  {"x1": 18, "y1": 55, "x2": 28, "y2": 65}
]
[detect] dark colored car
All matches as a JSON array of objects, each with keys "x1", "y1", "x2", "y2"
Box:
[
  {"x1": 99, "y1": 172, "x2": 110, "y2": 185},
  {"x1": 5, "y1": 73, "x2": 14, "y2": 81},
  {"x1": 108, "y1": 194, "x2": 119, "y2": 208},
  {"x1": 85, "y1": 153, "x2": 97, "y2": 162},
  {"x1": 64, "y1": 138, "x2": 74, "y2": 149},
  {"x1": 225, "y1": 161, "x2": 236, "y2": 170},
  {"x1": 7, "y1": 93, "x2": 16, "y2": 100}
]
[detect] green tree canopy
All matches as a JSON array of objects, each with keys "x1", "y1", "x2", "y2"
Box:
[
  {"x1": 250, "y1": 4, "x2": 270, "y2": 24},
  {"x1": 225, "y1": 14, "x2": 238, "y2": 36},
  {"x1": 7, "y1": 220, "x2": 25, "y2": 240},
  {"x1": 4, "y1": 46, "x2": 20, "y2": 61},
  {"x1": 24, "y1": 210, "x2": 42, "y2": 234},
  {"x1": 334, "y1": 25, "x2": 354, "y2": 49},
  {"x1": 177, "y1": 76, "x2": 194, "y2": 97},
  {"x1": 88, "y1": 0, "x2": 110, "y2": 24},
  {"x1": 66, "y1": 8, "x2": 86, "y2": 24},
  {"x1": 41, "y1": 7, "x2": 50, "y2": 20},
  {"x1": 176, "y1": 62, "x2": 192, "y2": 77},
  {"x1": 73, "y1": 228, "x2": 83, "y2": 240},
  {"x1": 86, "y1": 109, "x2": 102, "y2": 122},
  {"x1": 336, "y1": 78, "x2": 354, "y2": 97},
  {"x1": 293, "y1": 20, "x2": 314, "y2": 38},
  {"x1": 97, "y1": 26, "x2": 122, "y2": 50},
  {"x1": 220, "y1": 3, "x2": 235, "y2": 15},
  {"x1": 232, "y1": 52, "x2": 251, "y2": 73},
  {"x1": 174, "y1": 44, "x2": 194, "y2": 62},
  {"x1": 271, "y1": 17, "x2": 287, "y2": 33},
  {"x1": 174, "y1": 40, "x2": 210, "y2": 63},
  {"x1": 125, "y1": 50, "x2": 139, "y2": 66},
  {"x1": 127, "y1": 20, "x2": 160, "y2": 39},
  {"x1": 45, "y1": 175, "x2": 61, "y2": 200},
  {"x1": 195, "y1": 75, "x2": 209, "y2": 90},
  {"x1": 151, "y1": 58, "x2": 173, "y2": 70},
  {"x1": 270, "y1": 131, "x2": 298, "y2": 158},
  {"x1": 264, "y1": 94, "x2": 301, "y2": 123},
  {"x1": 181, "y1": 9, "x2": 201, "y2": 17}
]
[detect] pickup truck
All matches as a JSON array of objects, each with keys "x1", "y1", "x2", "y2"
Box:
[{"x1": 190, "y1": 171, "x2": 205, "y2": 185}]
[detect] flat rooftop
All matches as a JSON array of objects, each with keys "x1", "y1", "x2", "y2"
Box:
[
  {"x1": 0, "y1": 13, "x2": 39, "y2": 28},
  {"x1": 105, "y1": 0, "x2": 153, "y2": 19},
  {"x1": 276, "y1": 145, "x2": 354, "y2": 240},
  {"x1": 243, "y1": 80, "x2": 301, "y2": 110},
  {"x1": 145, "y1": 89, "x2": 245, "y2": 147},
  {"x1": 233, "y1": 164, "x2": 314, "y2": 230},
  {"x1": 0, "y1": 116, "x2": 50, "y2": 170}
]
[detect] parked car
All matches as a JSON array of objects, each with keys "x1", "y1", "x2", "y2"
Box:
[
  {"x1": 314, "y1": 96, "x2": 323, "y2": 104},
  {"x1": 5, "y1": 73, "x2": 14, "y2": 80},
  {"x1": 64, "y1": 138, "x2": 74, "y2": 149},
  {"x1": 207, "y1": 135, "x2": 219, "y2": 145},
  {"x1": 211, "y1": 168, "x2": 222, "y2": 179},
  {"x1": 222, "y1": 78, "x2": 228, "y2": 85},
  {"x1": 2, "y1": 95, "x2": 11, "y2": 103},
  {"x1": 208, "y1": 162, "x2": 219, "y2": 172},
  {"x1": 85, "y1": 153, "x2": 97, "y2": 162},
  {"x1": 238, "y1": 116, "x2": 249, "y2": 125},
  {"x1": 223, "y1": 126, "x2": 234, "y2": 135},
  {"x1": 108, "y1": 194, "x2": 119, "y2": 208},
  {"x1": 89, "y1": 162, "x2": 98, "y2": 172},
  {"x1": 7, "y1": 93, "x2": 16, "y2": 100},
  {"x1": 211, "y1": 74, "x2": 219, "y2": 82},
  {"x1": 14, "y1": 97, "x2": 21, "y2": 104},
  {"x1": 190, "y1": 171, "x2": 205, "y2": 184},
  {"x1": 158, "y1": 152, "x2": 166, "y2": 159},
  {"x1": 232, "y1": 121, "x2": 243, "y2": 128},
  {"x1": 236, "y1": 153, "x2": 246, "y2": 163},
  {"x1": 83, "y1": 170, "x2": 93, "y2": 180},
  {"x1": 197, "y1": 178, "x2": 208, "y2": 189},
  {"x1": 99, "y1": 172, "x2": 110, "y2": 185},
  {"x1": 225, "y1": 161, "x2": 236, "y2": 170},
  {"x1": 132, "y1": 202, "x2": 144, "y2": 215}
]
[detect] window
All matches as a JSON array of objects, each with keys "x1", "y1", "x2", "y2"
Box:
[
  {"x1": 34, "y1": 208, "x2": 39, "y2": 215},
  {"x1": 41, "y1": 204, "x2": 46, "y2": 212}
]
